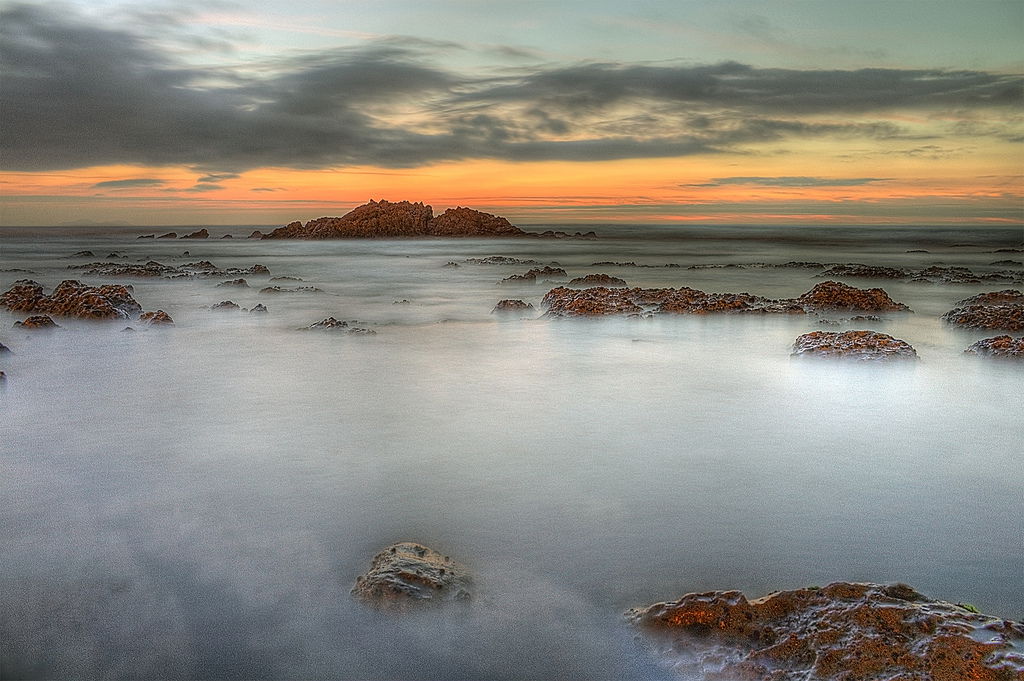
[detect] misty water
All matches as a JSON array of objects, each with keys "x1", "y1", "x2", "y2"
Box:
[{"x1": 1, "y1": 225, "x2": 1022, "y2": 680}]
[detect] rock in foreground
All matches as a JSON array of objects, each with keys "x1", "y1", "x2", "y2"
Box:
[
  {"x1": 628, "y1": 582, "x2": 1024, "y2": 681},
  {"x1": 943, "y1": 290, "x2": 1024, "y2": 331},
  {"x1": 263, "y1": 200, "x2": 525, "y2": 239},
  {"x1": 965, "y1": 335, "x2": 1024, "y2": 358},
  {"x1": 1, "y1": 279, "x2": 142, "y2": 319},
  {"x1": 792, "y1": 330, "x2": 918, "y2": 361},
  {"x1": 351, "y1": 542, "x2": 471, "y2": 609}
]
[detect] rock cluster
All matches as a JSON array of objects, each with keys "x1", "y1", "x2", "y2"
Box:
[
  {"x1": 541, "y1": 281, "x2": 909, "y2": 318},
  {"x1": 792, "y1": 330, "x2": 918, "y2": 361},
  {"x1": 351, "y1": 542, "x2": 471, "y2": 609},
  {"x1": 965, "y1": 335, "x2": 1024, "y2": 358},
  {"x1": 628, "y1": 582, "x2": 1024, "y2": 681},
  {"x1": 681, "y1": 261, "x2": 1023, "y2": 284},
  {"x1": 14, "y1": 315, "x2": 59, "y2": 329},
  {"x1": 1, "y1": 279, "x2": 142, "y2": 319},
  {"x1": 567, "y1": 273, "x2": 628, "y2": 288},
  {"x1": 69, "y1": 260, "x2": 269, "y2": 279},
  {"x1": 264, "y1": 200, "x2": 525, "y2": 239},
  {"x1": 140, "y1": 310, "x2": 174, "y2": 325},
  {"x1": 942, "y1": 290, "x2": 1024, "y2": 331}
]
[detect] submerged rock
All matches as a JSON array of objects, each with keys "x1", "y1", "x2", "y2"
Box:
[
  {"x1": 157, "y1": 232, "x2": 177, "y2": 239},
  {"x1": 0, "y1": 341, "x2": 10, "y2": 353},
  {"x1": 965, "y1": 335, "x2": 1024, "y2": 358},
  {"x1": 1, "y1": 279, "x2": 142, "y2": 319},
  {"x1": 792, "y1": 330, "x2": 918, "y2": 361},
  {"x1": 249, "y1": 303, "x2": 268, "y2": 314},
  {"x1": 70, "y1": 250, "x2": 95, "y2": 258},
  {"x1": 492, "y1": 299, "x2": 535, "y2": 313},
  {"x1": 943, "y1": 290, "x2": 1024, "y2": 331},
  {"x1": 70, "y1": 260, "x2": 269, "y2": 279},
  {"x1": 305, "y1": 317, "x2": 374, "y2": 334},
  {"x1": 140, "y1": 310, "x2": 174, "y2": 325},
  {"x1": 248, "y1": 230, "x2": 264, "y2": 239},
  {"x1": 259, "y1": 286, "x2": 323, "y2": 294},
  {"x1": 217, "y1": 278, "x2": 249, "y2": 288},
  {"x1": 464, "y1": 256, "x2": 543, "y2": 266},
  {"x1": 628, "y1": 581, "x2": 1024, "y2": 681},
  {"x1": 14, "y1": 315, "x2": 59, "y2": 329},
  {"x1": 568, "y1": 273, "x2": 628, "y2": 288},
  {"x1": 210, "y1": 301, "x2": 240, "y2": 311},
  {"x1": 351, "y1": 542, "x2": 471, "y2": 609}
]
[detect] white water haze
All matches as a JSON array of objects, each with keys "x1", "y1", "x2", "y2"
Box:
[{"x1": 1, "y1": 225, "x2": 1022, "y2": 679}]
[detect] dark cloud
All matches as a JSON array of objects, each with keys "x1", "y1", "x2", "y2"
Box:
[
  {"x1": 93, "y1": 178, "x2": 167, "y2": 189},
  {"x1": 685, "y1": 176, "x2": 890, "y2": 188},
  {"x1": 1, "y1": 3, "x2": 1020, "y2": 173}
]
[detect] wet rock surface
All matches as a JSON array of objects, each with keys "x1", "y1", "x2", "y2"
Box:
[
  {"x1": 14, "y1": 315, "x2": 60, "y2": 329},
  {"x1": 500, "y1": 266, "x2": 568, "y2": 285},
  {"x1": 1, "y1": 279, "x2": 143, "y2": 319},
  {"x1": 304, "y1": 317, "x2": 374, "y2": 334},
  {"x1": 628, "y1": 581, "x2": 1024, "y2": 681},
  {"x1": 139, "y1": 310, "x2": 174, "y2": 325},
  {"x1": 351, "y1": 542, "x2": 471, "y2": 609},
  {"x1": 69, "y1": 260, "x2": 269, "y2": 279},
  {"x1": 492, "y1": 299, "x2": 535, "y2": 313},
  {"x1": 792, "y1": 330, "x2": 918, "y2": 361},
  {"x1": 568, "y1": 273, "x2": 628, "y2": 288},
  {"x1": 264, "y1": 200, "x2": 525, "y2": 238},
  {"x1": 541, "y1": 281, "x2": 909, "y2": 318},
  {"x1": 965, "y1": 335, "x2": 1024, "y2": 358},
  {"x1": 942, "y1": 290, "x2": 1024, "y2": 331}
]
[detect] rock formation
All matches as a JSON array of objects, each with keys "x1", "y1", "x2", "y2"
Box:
[
  {"x1": 210, "y1": 301, "x2": 240, "y2": 311},
  {"x1": 180, "y1": 229, "x2": 209, "y2": 239},
  {"x1": 304, "y1": 317, "x2": 374, "y2": 334},
  {"x1": 140, "y1": 310, "x2": 173, "y2": 325},
  {"x1": 492, "y1": 299, "x2": 535, "y2": 313},
  {"x1": 500, "y1": 266, "x2": 568, "y2": 284},
  {"x1": 628, "y1": 582, "x2": 1024, "y2": 681},
  {"x1": 567, "y1": 274, "x2": 628, "y2": 288},
  {"x1": 965, "y1": 335, "x2": 1024, "y2": 358},
  {"x1": 157, "y1": 232, "x2": 177, "y2": 239},
  {"x1": 351, "y1": 542, "x2": 471, "y2": 610},
  {"x1": 792, "y1": 330, "x2": 918, "y2": 361},
  {"x1": 259, "y1": 286, "x2": 323, "y2": 294},
  {"x1": 263, "y1": 200, "x2": 526, "y2": 239},
  {"x1": 541, "y1": 281, "x2": 908, "y2": 318},
  {"x1": 1, "y1": 279, "x2": 142, "y2": 319},
  {"x1": 249, "y1": 303, "x2": 268, "y2": 314},
  {"x1": 14, "y1": 315, "x2": 60, "y2": 329},
  {"x1": 943, "y1": 290, "x2": 1024, "y2": 331}
]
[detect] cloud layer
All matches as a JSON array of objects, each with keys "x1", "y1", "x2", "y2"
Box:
[{"x1": 2, "y1": 3, "x2": 1021, "y2": 173}]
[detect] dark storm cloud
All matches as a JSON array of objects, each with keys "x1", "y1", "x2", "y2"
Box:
[
  {"x1": 93, "y1": 178, "x2": 167, "y2": 189},
  {"x1": 1, "y1": 3, "x2": 1020, "y2": 172},
  {"x1": 685, "y1": 176, "x2": 890, "y2": 188}
]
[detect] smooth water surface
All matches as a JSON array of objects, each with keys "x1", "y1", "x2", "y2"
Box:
[{"x1": 1, "y1": 225, "x2": 1022, "y2": 679}]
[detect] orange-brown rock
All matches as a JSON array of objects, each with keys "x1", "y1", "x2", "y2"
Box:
[
  {"x1": 351, "y1": 542, "x2": 471, "y2": 610},
  {"x1": 796, "y1": 280, "x2": 911, "y2": 312},
  {"x1": 628, "y1": 582, "x2": 1024, "y2": 681},
  {"x1": 140, "y1": 310, "x2": 173, "y2": 325},
  {"x1": 792, "y1": 330, "x2": 918, "y2": 361},
  {"x1": 542, "y1": 285, "x2": 807, "y2": 317},
  {"x1": 568, "y1": 273, "x2": 628, "y2": 288},
  {"x1": 943, "y1": 290, "x2": 1024, "y2": 331},
  {"x1": 491, "y1": 299, "x2": 535, "y2": 313},
  {"x1": 500, "y1": 266, "x2": 568, "y2": 285},
  {"x1": 965, "y1": 335, "x2": 1024, "y2": 358},
  {"x1": 263, "y1": 200, "x2": 525, "y2": 239},
  {"x1": 1, "y1": 279, "x2": 142, "y2": 319},
  {"x1": 956, "y1": 290, "x2": 1024, "y2": 306},
  {"x1": 14, "y1": 315, "x2": 59, "y2": 329}
]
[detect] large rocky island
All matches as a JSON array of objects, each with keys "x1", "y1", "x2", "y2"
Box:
[{"x1": 263, "y1": 200, "x2": 525, "y2": 239}]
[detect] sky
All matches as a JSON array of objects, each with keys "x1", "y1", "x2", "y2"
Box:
[{"x1": 0, "y1": 0, "x2": 1022, "y2": 226}]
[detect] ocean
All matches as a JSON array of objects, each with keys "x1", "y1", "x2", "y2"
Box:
[{"x1": 1, "y1": 224, "x2": 1022, "y2": 679}]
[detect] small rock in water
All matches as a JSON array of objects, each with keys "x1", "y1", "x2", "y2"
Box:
[
  {"x1": 157, "y1": 232, "x2": 177, "y2": 239},
  {"x1": 491, "y1": 299, "x2": 535, "y2": 313},
  {"x1": 217, "y1": 279, "x2": 249, "y2": 288},
  {"x1": 180, "y1": 229, "x2": 209, "y2": 239},
  {"x1": 14, "y1": 315, "x2": 59, "y2": 329},
  {"x1": 351, "y1": 542, "x2": 471, "y2": 609},
  {"x1": 304, "y1": 317, "x2": 374, "y2": 334},
  {"x1": 442, "y1": 261, "x2": 460, "y2": 268},
  {"x1": 965, "y1": 335, "x2": 1024, "y2": 358},
  {"x1": 249, "y1": 303, "x2": 268, "y2": 314},
  {"x1": 140, "y1": 310, "x2": 174, "y2": 325},
  {"x1": 121, "y1": 327, "x2": 135, "y2": 332},
  {"x1": 259, "y1": 286, "x2": 323, "y2": 294},
  {"x1": 942, "y1": 289, "x2": 1024, "y2": 331},
  {"x1": 567, "y1": 273, "x2": 627, "y2": 288},
  {"x1": 792, "y1": 330, "x2": 918, "y2": 361},
  {"x1": 210, "y1": 301, "x2": 240, "y2": 311},
  {"x1": 248, "y1": 230, "x2": 264, "y2": 239},
  {"x1": 71, "y1": 250, "x2": 95, "y2": 258},
  {"x1": 0, "y1": 341, "x2": 10, "y2": 353}
]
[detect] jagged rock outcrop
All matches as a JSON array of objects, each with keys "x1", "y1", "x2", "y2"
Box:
[
  {"x1": 792, "y1": 330, "x2": 918, "y2": 361},
  {"x1": 541, "y1": 281, "x2": 907, "y2": 318},
  {"x1": 304, "y1": 317, "x2": 374, "y2": 334},
  {"x1": 14, "y1": 315, "x2": 59, "y2": 329},
  {"x1": 943, "y1": 290, "x2": 1024, "y2": 331},
  {"x1": 140, "y1": 310, "x2": 173, "y2": 325},
  {"x1": 491, "y1": 299, "x2": 535, "y2": 314},
  {"x1": 1, "y1": 279, "x2": 142, "y2": 319},
  {"x1": 965, "y1": 335, "x2": 1024, "y2": 358},
  {"x1": 180, "y1": 229, "x2": 209, "y2": 239},
  {"x1": 263, "y1": 200, "x2": 526, "y2": 239},
  {"x1": 628, "y1": 582, "x2": 1024, "y2": 681},
  {"x1": 568, "y1": 274, "x2": 628, "y2": 288},
  {"x1": 351, "y1": 542, "x2": 471, "y2": 610}
]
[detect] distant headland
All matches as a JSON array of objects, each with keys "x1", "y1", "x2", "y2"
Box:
[{"x1": 258, "y1": 199, "x2": 596, "y2": 239}]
